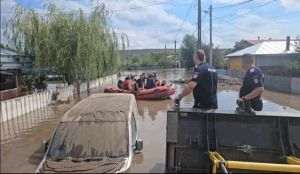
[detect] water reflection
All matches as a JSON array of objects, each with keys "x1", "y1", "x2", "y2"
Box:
[{"x1": 137, "y1": 100, "x2": 172, "y2": 121}]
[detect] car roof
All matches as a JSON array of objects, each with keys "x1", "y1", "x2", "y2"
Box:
[{"x1": 61, "y1": 93, "x2": 136, "y2": 122}]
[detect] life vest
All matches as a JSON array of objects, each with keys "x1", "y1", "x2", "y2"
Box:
[{"x1": 123, "y1": 80, "x2": 132, "y2": 90}]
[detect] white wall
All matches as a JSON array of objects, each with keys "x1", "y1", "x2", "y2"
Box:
[
  {"x1": 291, "y1": 78, "x2": 300, "y2": 94},
  {"x1": 1, "y1": 92, "x2": 51, "y2": 123},
  {"x1": 0, "y1": 74, "x2": 118, "y2": 123}
]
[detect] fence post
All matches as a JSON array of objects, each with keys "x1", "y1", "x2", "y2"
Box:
[
  {"x1": 14, "y1": 99, "x2": 22, "y2": 132},
  {"x1": 19, "y1": 97, "x2": 27, "y2": 130}
]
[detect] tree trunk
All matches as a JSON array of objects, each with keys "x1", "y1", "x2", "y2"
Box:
[
  {"x1": 75, "y1": 80, "x2": 80, "y2": 98},
  {"x1": 87, "y1": 80, "x2": 90, "y2": 96}
]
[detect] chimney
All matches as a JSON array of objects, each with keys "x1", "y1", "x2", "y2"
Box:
[{"x1": 286, "y1": 36, "x2": 291, "y2": 51}]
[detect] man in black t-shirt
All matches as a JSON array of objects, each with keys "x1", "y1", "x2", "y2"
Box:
[
  {"x1": 175, "y1": 50, "x2": 218, "y2": 110},
  {"x1": 239, "y1": 54, "x2": 264, "y2": 111}
]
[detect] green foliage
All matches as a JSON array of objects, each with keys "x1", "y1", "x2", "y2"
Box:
[
  {"x1": 212, "y1": 48, "x2": 227, "y2": 69},
  {"x1": 230, "y1": 40, "x2": 252, "y2": 53},
  {"x1": 180, "y1": 34, "x2": 197, "y2": 67},
  {"x1": 6, "y1": 4, "x2": 126, "y2": 84},
  {"x1": 128, "y1": 52, "x2": 176, "y2": 68},
  {"x1": 180, "y1": 34, "x2": 227, "y2": 68}
]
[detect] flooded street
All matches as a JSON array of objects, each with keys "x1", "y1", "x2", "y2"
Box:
[{"x1": 1, "y1": 69, "x2": 300, "y2": 173}]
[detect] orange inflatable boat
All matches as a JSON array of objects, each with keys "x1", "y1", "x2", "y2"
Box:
[{"x1": 104, "y1": 86, "x2": 175, "y2": 100}]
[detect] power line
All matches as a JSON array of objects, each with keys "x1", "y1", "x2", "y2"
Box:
[
  {"x1": 174, "y1": 0, "x2": 195, "y2": 40},
  {"x1": 213, "y1": 0, "x2": 255, "y2": 9},
  {"x1": 111, "y1": 0, "x2": 176, "y2": 13},
  {"x1": 213, "y1": 0, "x2": 278, "y2": 21},
  {"x1": 1, "y1": 1, "x2": 176, "y2": 15}
]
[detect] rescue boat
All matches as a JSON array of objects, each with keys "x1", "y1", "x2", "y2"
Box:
[{"x1": 104, "y1": 85, "x2": 175, "y2": 100}]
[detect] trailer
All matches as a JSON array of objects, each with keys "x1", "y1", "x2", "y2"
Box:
[{"x1": 166, "y1": 108, "x2": 300, "y2": 173}]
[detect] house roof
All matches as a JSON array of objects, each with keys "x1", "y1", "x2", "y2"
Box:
[
  {"x1": 226, "y1": 40, "x2": 299, "y2": 57},
  {"x1": 0, "y1": 48, "x2": 19, "y2": 56}
]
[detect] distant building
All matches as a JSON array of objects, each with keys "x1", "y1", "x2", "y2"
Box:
[
  {"x1": 0, "y1": 48, "x2": 33, "y2": 72},
  {"x1": 226, "y1": 37, "x2": 300, "y2": 71},
  {"x1": 0, "y1": 48, "x2": 33, "y2": 100}
]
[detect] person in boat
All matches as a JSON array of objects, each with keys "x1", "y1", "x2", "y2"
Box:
[
  {"x1": 145, "y1": 74, "x2": 156, "y2": 89},
  {"x1": 132, "y1": 78, "x2": 140, "y2": 94},
  {"x1": 123, "y1": 76, "x2": 133, "y2": 90},
  {"x1": 136, "y1": 74, "x2": 145, "y2": 89},
  {"x1": 161, "y1": 80, "x2": 167, "y2": 86},
  {"x1": 239, "y1": 54, "x2": 264, "y2": 111},
  {"x1": 175, "y1": 49, "x2": 218, "y2": 110},
  {"x1": 154, "y1": 75, "x2": 161, "y2": 86},
  {"x1": 117, "y1": 80, "x2": 124, "y2": 89}
]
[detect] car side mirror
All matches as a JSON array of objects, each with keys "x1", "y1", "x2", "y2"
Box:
[
  {"x1": 135, "y1": 139, "x2": 143, "y2": 152},
  {"x1": 42, "y1": 140, "x2": 49, "y2": 153}
]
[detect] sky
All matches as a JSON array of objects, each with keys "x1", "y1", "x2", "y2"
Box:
[{"x1": 1, "y1": 0, "x2": 300, "y2": 49}]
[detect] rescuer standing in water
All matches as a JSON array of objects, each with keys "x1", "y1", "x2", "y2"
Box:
[
  {"x1": 239, "y1": 54, "x2": 264, "y2": 111},
  {"x1": 175, "y1": 49, "x2": 218, "y2": 110}
]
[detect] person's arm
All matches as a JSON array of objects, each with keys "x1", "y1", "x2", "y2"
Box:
[
  {"x1": 128, "y1": 81, "x2": 133, "y2": 90},
  {"x1": 242, "y1": 68, "x2": 264, "y2": 101},
  {"x1": 177, "y1": 81, "x2": 197, "y2": 100},
  {"x1": 242, "y1": 87, "x2": 264, "y2": 100}
]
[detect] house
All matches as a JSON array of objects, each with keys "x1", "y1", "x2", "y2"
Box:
[
  {"x1": 226, "y1": 37, "x2": 300, "y2": 71},
  {"x1": 0, "y1": 48, "x2": 33, "y2": 100},
  {"x1": 0, "y1": 48, "x2": 33, "y2": 72}
]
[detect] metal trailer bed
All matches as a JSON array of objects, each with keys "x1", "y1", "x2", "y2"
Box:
[{"x1": 166, "y1": 108, "x2": 300, "y2": 173}]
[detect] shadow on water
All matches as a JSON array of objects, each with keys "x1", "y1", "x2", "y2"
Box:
[{"x1": 137, "y1": 100, "x2": 172, "y2": 121}]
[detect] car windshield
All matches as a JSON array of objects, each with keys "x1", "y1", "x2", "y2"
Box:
[{"x1": 47, "y1": 121, "x2": 129, "y2": 161}]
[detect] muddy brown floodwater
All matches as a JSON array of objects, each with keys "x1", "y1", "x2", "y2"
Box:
[{"x1": 1, "y1": 69, "x2": 300, "y2": 173}]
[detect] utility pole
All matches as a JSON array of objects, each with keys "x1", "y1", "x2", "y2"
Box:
[
  {"x1": 174, "y1": 40, "x2": 179, "y2": 68},
  {"x1": 198, "y1": 0, "x2": 202, "y2": 49},
  {"x1": 165, "y1": 43, "x2": 167, "y2": 60},
  {"x1": 209, "y1": 5, "x2": 213, "y2": 66}
]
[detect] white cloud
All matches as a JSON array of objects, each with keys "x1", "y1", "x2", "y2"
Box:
[
  {"x1": 101, "y1": 0, "x2": 196, "y2": 49},
  {"x1": 214, "y1": 0, "x2": 300, "y2": 9},
  {"x1": 1, "y1": 0, "x2": 299, "y2": 49},
  {"x1": 280, "y1": 0, "x2": 300, "y2": 9}
]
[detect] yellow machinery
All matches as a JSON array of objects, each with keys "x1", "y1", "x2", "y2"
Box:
[
  {"x1": 209, "y1": 151, "x2": 300, "y2": 173},
  {"x1": 166, "y1": 108, "x2": 300, "y2": 173}
]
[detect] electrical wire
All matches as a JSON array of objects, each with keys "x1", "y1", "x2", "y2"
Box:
[
  {"x1": 214, "y1": 0, "x2": 278, "y2": 21},
  {"x1": 111, "y1": 0, "x2": 176, "y2": 13},
  {"x1": 174, "y1": 0, "x2": 195, "y2": 40},
  {"x1": 213, "y1": 0, "x2": 255, "y2": 9}
]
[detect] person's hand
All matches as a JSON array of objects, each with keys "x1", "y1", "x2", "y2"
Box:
[
  {"x1": 241, "y1": 96, "x2": 249, "y2": 101},
  {"x1": 174, "y1": 96, "x2": 181, "y2": 107}
]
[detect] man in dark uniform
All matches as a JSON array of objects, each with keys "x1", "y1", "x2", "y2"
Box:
[
  {"x1": 175, "y1": 49, "x2": 218, "y2": 110},
  {"x1": 239, "y1": 54, "x2": 264, "y2": 111}
]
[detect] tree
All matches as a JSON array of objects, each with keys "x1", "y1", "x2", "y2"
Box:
[
  {"x1": 212, "y1": 48, "x2": 227, "y2": 69},
  {"x1": 180, "y1": 34, "x2": 197, "y2": 68},
  {"x1": 231, "y1": 40, "x2": 252, "y2": 53},
  {"x1": 6, "y1": 3, "x2": 125, "y2": 97}
]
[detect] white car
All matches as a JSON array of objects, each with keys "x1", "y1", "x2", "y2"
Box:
[{"x1": 36, "y1": 93, "x2": 143, "y2": 173}]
